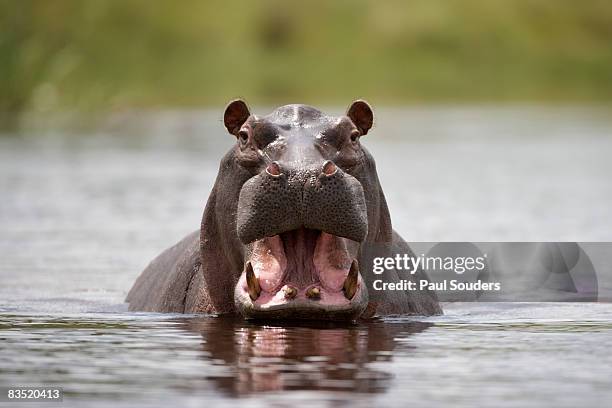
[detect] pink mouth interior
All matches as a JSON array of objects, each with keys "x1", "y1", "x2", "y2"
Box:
[{"x1": 241, "y1": 228, "x2": 356, "y2": 308}]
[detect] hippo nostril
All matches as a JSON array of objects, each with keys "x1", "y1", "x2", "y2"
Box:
[
  {"x1": 266, "y1": 162, "x2": 282, "y2": 177},
  {"x1": 322, "y1": 160, "x2": 337, "y2": 176}
]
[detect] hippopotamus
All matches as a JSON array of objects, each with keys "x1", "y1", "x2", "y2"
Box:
[{"x1": 126, "y1": 100, "x2": 441, "y2": 320}]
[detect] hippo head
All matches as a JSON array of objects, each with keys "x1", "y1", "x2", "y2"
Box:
[{"x1": 206, "y1": 99, "x2": 391, "y2": 321}]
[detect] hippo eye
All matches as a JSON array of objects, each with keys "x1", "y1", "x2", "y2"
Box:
[
  {"x1": 350, "y1": 130, "x2": 360, "y2": 143},
  {"x1": 238, "y1": 130, "x2": 249, "y2": 144}
]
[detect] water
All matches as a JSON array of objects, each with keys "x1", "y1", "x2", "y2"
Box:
[
  {"x1": 2, "y1": 305, "x2": 612, "y2": 407},
  {"x1": 1, "y1": 107, "x2": 612, "y2": 407}
]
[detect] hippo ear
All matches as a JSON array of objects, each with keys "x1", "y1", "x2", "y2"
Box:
[
  {"x1": 224, "y1": 99, "x2": 251, "y2": 136},
  {"x1": 346, "y1": 100, "x2": 373, "y2": 135}
]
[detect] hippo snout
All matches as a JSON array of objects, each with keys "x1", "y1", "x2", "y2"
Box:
[
  {"x1": 236, "y1": 161, "x2": 368, "y2": 245},
  {"x1": 234, "y1": 160, "x2": 369, "y2": 321}
]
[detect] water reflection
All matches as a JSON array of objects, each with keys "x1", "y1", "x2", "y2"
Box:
[{"x1": 179, "y1": 317, "x2": 431, "y2": 396}]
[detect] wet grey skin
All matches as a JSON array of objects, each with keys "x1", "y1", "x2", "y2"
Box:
[{"x1": 126, "y1": 100, "x2": 441, "y2": 320}]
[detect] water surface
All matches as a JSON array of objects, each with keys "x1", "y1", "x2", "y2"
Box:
[{"x1": 2, "y1": 304, "x2": 612, "y2": 407}]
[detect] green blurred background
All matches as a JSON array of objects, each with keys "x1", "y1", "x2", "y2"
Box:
[{"x1": 2, "y1": 0, "x2": 612, "y2": 116}]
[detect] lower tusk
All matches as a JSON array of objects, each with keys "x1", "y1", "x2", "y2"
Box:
[
  {"x1": 283, "y1": 285, "x2": 297, "y2": 299},
  {"x1": 306, "y1": 287, "x2": 321, "y2": 299},
  {"x1": 343, "y1": 260, "x2": 359, "y2": 300},
  {"x1": 245, "y1": 262, "x2": 261, "y2": 301}
]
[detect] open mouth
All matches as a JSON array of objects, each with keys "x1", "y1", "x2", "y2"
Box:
[{"x1": 235, "y1": 228, "x2": 368, "y2": 320}]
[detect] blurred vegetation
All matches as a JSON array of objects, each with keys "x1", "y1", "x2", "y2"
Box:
[{"x1": 1, "y1": 0, "x2": 612, "y2": 116}]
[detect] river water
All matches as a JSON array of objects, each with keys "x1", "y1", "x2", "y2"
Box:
[{"x1": 1, "y1": 107, "x2": 612, "y2": 407}]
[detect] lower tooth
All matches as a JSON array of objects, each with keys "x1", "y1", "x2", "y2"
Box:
[
  {"x1": 283, "y1": 286, "x2": 297, "y2": 299},
  {"x1": 343, "y1": 260, "x2": 359, "y2": 300},
  {"x1": 306, "y1": 287, "x2": 321, "y2": 299},
  {"x1": 245, "y1": 263, "x2": 261, "y2": 301}
]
